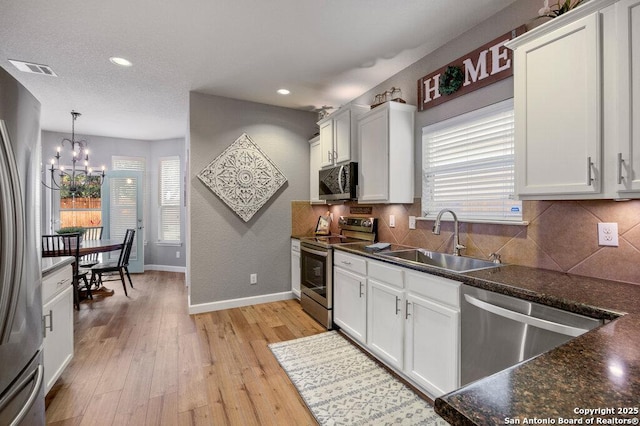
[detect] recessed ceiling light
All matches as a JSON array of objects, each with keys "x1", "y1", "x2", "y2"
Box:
[
  {"x1": 277, "y1": 89, "x2": 290, "y2": 95},
  {"x1": 109, "y1": 57, "x2": 133, "y2": 67}
]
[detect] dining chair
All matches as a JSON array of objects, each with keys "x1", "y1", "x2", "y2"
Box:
[
  {"x1": 78, "y1": 226, "x2": 103, "y2": 268},
  {"x1": 89, "y1": 229, "x2": 135, "y2": 296},
  {"x1": 41, "y1": 233, "x2": 91, "y2": 309}
]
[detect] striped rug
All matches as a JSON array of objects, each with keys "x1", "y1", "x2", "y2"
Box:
[{"x1": 269, "y1": 331, "x2": 448, "y2": 425}]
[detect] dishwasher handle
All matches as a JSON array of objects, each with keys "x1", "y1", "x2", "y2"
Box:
[{"x1": 463, "y1": 294, "x2": 590, "y2": 337}]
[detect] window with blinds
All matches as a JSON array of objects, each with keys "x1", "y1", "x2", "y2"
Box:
[
  {"x1": 421, "y1": 99, "x2": 522, "y2": 223},
  {"x1": 112, "y1": 156, "x2": 146, "y2": 241},
  {"x1": 159, "y1": 156, "x2": 181, "y2": 242}
]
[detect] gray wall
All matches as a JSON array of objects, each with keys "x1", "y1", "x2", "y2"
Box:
[
  {"x1": 349, "y1": 0, "x2": 539, "y2": 197},
  {"x1": 188, "y1": 93, "x2": 317, "y2": 305},
  {"x1": 41, "y1": 131, "x2": 186, "y2": 268}
]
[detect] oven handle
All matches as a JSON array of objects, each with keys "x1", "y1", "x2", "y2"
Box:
[{"x1": 301, "y1": 245, "x2": 328, "y2": 258}]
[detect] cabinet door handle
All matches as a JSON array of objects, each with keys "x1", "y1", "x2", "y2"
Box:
[
  {"x1": 587, "y1": 156, "x2": 594, "y2": 186},
  {"x1": 359, "y1": 282, "x2": 364, "y2": 298},
  {"x1": 341, "y1": 260, "x2": 352, "y2": 265},
  {"x1": 617, "y1": 153, "x2": 625, "y2": 185},
  {"x1": 42, "y1": 310, "x2": 53, "y2": 338},
  {"x1": 405, "y1": 300, "x2": 411, "y2": 319},
  {"x1": 328, "y1": 151, "x2": 332, "y2": 162},
  {"x1": 395, "y1": 296, "x2": 401, "y2": 315}
]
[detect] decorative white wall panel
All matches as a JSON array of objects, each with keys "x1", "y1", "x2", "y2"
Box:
[{"x1": 197, "y1": 133, "x2": 287, "y2": 222}]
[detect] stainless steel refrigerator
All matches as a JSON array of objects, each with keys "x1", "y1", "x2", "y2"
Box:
[{"x1": 0, "y1": 67, "x2": 45, "y2": 424}]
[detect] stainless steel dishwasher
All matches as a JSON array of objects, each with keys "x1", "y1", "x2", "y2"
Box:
[{"x1": 460, "y1": 285, "x2": 603, "y2": 386}]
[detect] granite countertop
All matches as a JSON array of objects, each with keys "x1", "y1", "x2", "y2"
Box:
[
  {"x1": 334, "y1": 243, "x2": 640, "y2": 424},
  {"x1": 42, "y1": 256, "x2": 74, "y2": 277}
]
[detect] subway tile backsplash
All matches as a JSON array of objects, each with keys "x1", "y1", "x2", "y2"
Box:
[{"x1": 292, "y1": 199, "x2": 640, "y2": 285}]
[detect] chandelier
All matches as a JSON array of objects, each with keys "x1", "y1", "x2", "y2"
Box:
[{"x1": 44, "y1": 110, "x2": 105, "y2": 196}]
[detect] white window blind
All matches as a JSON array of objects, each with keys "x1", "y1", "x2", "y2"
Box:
[
  {"x1": 421, "y1": 99, "x2": 522, "y2": 223},
  {"x1": 110, "y1": 176, "x2": 139, "y2": 261},
  {"x1": 159, "y1": 157, "x2": 181, "y2": 242},
  {"x1": 112, "y1": 156, "x2": 146, "y2": 242}
]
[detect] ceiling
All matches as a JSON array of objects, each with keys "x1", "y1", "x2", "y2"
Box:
[{"x1": 0, "y1": 0, "x2": 517, "y2": 141}]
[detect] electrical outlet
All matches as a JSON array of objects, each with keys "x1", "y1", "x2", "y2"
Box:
[
  {"x1": 409, "y1": 216, "x2": 416, "y2": 230},
  {"x1": 597, "y1": 223, "x2": 619, "y2": 247},
  {"x1": 176, "y1": 251, "x2": 180, "y2": 259},
  {"x1": 250, "y1": 273, "x2": 257, "y2": 284},
  {"x1": 389, "y1": 215, "x2": 396, "y2": 228}
]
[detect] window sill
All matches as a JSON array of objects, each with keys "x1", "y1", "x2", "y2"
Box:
[
  {"x1": 157, "y1": 241, "x2": 182, "y2": 247},
  {"x1": 417, "y1": 217, "x2": 529, "y2": 226}
]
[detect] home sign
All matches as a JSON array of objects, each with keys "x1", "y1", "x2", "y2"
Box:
[{"x1": 417, "y1": 26, "x2": 526, "y2": 111}]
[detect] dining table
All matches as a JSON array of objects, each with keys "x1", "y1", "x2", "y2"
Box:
[{"x1": 76, "y1": 238, "x2": 123, "y2": 257}]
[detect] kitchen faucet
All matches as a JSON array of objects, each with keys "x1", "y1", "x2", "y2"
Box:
[{"x1": 432, "y1": 209, "x2": 466, "y2": 256}]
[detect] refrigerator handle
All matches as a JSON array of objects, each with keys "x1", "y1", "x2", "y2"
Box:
[
  {"x1": 0, "y1": 121, "x2": 25, "y2": 344},
  {"x1": 0, "y1": 363, "x2": 43, "y2": 426}
]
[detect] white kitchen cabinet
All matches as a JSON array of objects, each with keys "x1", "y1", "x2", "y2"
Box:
[
  {"x1": 616, "y1": 0, "x2": 640, "y2": 193},
  {"x1": 507, "y1": 0, "x2": 640, "y2": 199},
  {"x1": 333, "y1": 253, "x2": 367, "y2": 344},
  {"x1": 405, "y1": 271, "x2": 460, "y2": 397},
  {"x1": 318, "y1": 105, "x2": 367, "y2": 168},
  {"x1": 511, "y1": 12, "x2": 602, "y2": 197},
  {"x1": 291, "y1": 238, "x2": 300, "y2": 298},
  {"x1": 308, "y1": 136, "x2": 325, "y2": 203},
  {"x1": 357, "y1": 102, "x2": 415, "y2": 204},
  {"x1": 42, "y1": 262, "x2": 74, "y2": 395},
  {"x1": 367, "y1": 260, "x2": 404, "y2": 370}
]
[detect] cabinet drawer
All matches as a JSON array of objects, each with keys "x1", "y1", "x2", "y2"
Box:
[
  {"x1": 368, "y1": 259, "x2": 403, "y2": 289},
  {"x1": 334, "y1": 251, "x2": 366, "y2": 275},
  {"x1": 42, "y1": 265, "x2": 73, "y2": 304},
  {"x1": 406, "y1": 271, "x2": 460, "y2": 309}
]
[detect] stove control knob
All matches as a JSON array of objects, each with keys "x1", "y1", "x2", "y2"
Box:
[{"x1": 361, "y1": 219, "x2": 372, "y2": 228}]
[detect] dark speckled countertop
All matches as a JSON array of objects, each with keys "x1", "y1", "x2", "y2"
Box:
[{"x1": 334, "y1": 242, "x2": 640, "y2": 425}]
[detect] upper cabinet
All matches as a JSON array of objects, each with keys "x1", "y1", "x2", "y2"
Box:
[
  {"x1": 617, "y1": 0, "x2": 640, "y2": 193},
  {"x1": 357, "y1": 101, "x2": 416, "y2": 204},
  {"x1": 508, "y1": 0, "x2": 640, "y2": 199},
  {"x1": 318, "y1": 105, "x2": 367, "y2": 168}
]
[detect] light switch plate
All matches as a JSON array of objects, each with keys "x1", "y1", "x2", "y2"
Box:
[
  {"x1": 389, "y1": 215, "x2": 396, "y2": 228},
  {"x1": 597, "y1": 223, "x2": 619, "y2": 246},
  {"x1": 409, "y1": 216, "x2": 416, "y2": 230}
]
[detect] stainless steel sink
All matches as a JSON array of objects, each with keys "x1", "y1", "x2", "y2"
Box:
[{"x1": 378, "y1": 248, "x2": 501, "y2": 273}]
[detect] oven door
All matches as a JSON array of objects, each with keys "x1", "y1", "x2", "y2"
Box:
[{"x1": 300, "y1": 244, "x2": 332, "y2": 309}]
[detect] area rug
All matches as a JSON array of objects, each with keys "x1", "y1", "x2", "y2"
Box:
[{"x1": 269, "y1": 331, "x2": 448, "y2": 425}]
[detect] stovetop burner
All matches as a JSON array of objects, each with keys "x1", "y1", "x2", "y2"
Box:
[{"x1": 301, "y1": 216, "x2": 378, "y2": 249}]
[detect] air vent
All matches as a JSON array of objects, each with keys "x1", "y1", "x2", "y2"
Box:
[{"x1": 8, "y1": 59, "x2": 57, "y2": 77}]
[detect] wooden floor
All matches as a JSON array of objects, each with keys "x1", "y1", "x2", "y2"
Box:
[{"x1": 45, "y1": 271, "x2": 326, "y2": 425}]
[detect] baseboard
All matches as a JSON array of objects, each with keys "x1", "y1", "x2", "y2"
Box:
[
  {"x1": 188, "y1": 291, "x2": 296, "y2": 315},
  {"x1": 144, "y1": 264, "x2": 186, "y2": 273}
]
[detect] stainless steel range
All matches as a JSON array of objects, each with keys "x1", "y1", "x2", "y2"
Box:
[{"x1": 299, "y1": 216, "x2": 377, "y2": 329}]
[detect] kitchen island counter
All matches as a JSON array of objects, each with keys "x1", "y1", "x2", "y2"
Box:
[{"x1": 334, "y1": 243, "x2": 640, "y2": 425}]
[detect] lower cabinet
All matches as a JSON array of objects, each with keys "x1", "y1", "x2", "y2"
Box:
[
  {"x1": 291, "y1": 238, "x2": 300, "y2": 298},
  {"x1": 334, "y1": 250, "x2": 461, "y2": 399},
  {"x1": 367, "y1": 260, "x2": 404, "y2": 370},
  {"x1": 404, "y1": 271, "x2": 461, "y2": 396},
  {"x1": 42, "y1": 264, "x2": 74, "y2": 395},
  {"x1": 334, "y1": 265, "x2": 367, "y2": 344}
]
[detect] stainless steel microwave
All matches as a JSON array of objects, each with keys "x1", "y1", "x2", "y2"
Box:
[{"x1": 319, "y1": 162, "x2": 357, "y2": 201}]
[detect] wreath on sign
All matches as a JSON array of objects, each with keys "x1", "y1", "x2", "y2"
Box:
[{"x1": 439, "y1": 65, "x2": 464, "y2": 95}]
